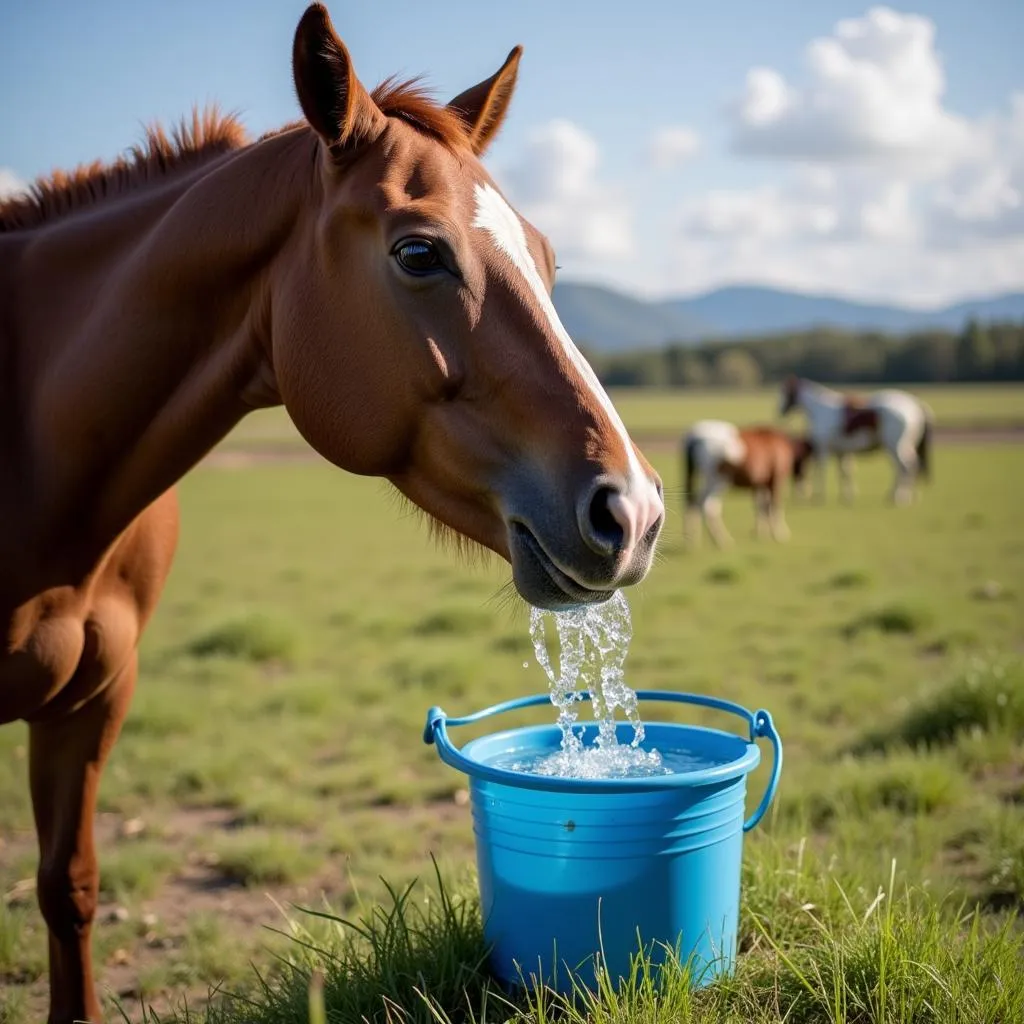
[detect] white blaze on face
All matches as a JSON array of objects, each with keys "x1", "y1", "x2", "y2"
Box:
[{"x1": 471, "y1": 182, "x2": 646, "y2": 490}]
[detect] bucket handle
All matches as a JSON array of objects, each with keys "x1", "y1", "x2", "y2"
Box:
[{"x1": 423, "y1": 690, "x2": 781, "y2": 828}]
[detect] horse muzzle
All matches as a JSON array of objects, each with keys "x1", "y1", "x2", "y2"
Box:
[{"x1": 504, "y1": 474, "x2": 664, "y2": 610}]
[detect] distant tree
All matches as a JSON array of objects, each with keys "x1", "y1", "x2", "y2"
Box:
[
  {"x1": 713, "y1": 349, "x2": 762, "y2": 389},
  {"x1": 989, "y1": 322, "x2": 1024, "y2": 379},
  {"x1": 588, "y1": 318, "x2": 1024, "y2": 389},
  {"x1": 957, "y1": 318, "x2": 998, "y2": 380},
  {"x1": 886, "y1": 331, "x2": 957, "y2": 382},
  {"x1": 665, "y1": 347, "x2": 711, "y2": 388},
  {"x1": 601, "y1": 351, "x2": 669, "y2": 387}
]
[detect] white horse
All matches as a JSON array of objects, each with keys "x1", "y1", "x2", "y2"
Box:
[
  {"x1": 779, "y1": 377, "x2": 934, "y2": 505},
  {"x1": 683, "y1": 419, "x2": 813, "y2": 547}
]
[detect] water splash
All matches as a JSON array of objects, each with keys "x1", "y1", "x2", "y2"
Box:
[{"x1": 527, "y1": 591, "x2": 664, "y2": 779}]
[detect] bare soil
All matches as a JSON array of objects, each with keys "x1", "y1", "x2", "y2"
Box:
[{"x1": 3, "y1": 800, "x2": 471, "y2": 1022}]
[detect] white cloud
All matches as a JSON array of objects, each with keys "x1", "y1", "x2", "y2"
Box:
[
  {"x1": 0, "y1": 168, "x2": 26, "y2": 200},
  {"x1": 648, "y1": 126, "x2": 701, "y2": 170},
  {"x1": 732, "y1": 7, "x2": 977, "y2": 168},
  {"x1": 652, "y1": 9, "x2": 1024, "y2": 304},
  {"x1": 664, "y1": 230, "x2": 1024, "y2": 307},
  {"x1": 677, "y1": 165, "x2": 919, "y2": 245},
  {"x1": 500, "y1": 119, "x2": 633, "y2": 262},
  {"x1": 671, "y1": 144, "x2": 1024, "y2": 303},
  {"x1": 739, "y1": 69, "x2": 792, "y2": 128},
  {"x1": 679, "y1": 184, "x2": 839, "y2": 240},
  {"x1": 927, "y1": 92, "x2": 1024, "y2": 242}
]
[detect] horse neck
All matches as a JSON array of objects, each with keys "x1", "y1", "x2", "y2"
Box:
[
  {"x1": 799, "y1": 380, "x2": 841, "y2": 413},
  {"x1": 8, "y1": 126, "x2": 317, "y2": 570}
]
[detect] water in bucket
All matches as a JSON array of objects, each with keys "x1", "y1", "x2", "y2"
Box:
[{"x1": 518, "y1": 591, "x2": 670, "y2": 779}]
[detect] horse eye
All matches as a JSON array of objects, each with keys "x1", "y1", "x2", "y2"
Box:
[{"x1": 394, "y1": 238, "x2": 443, "y2": 276}]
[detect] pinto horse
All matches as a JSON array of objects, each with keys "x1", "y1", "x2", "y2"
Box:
[
  {"x1": 683, "y1": 420, "x2": 813, "y2": 547},
  {"x1": 0, "y1": 7, "x2": 665, "y2": 1020},
  {"x1": 779, "y1": 376, "x2": 933, "y2": 505}
]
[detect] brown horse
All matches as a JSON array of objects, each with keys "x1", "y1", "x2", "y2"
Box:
[
  {"x1": 683, "y1": 420, "x2": 813, "y2": 547},
  {"x1": 0, "y1": 6, "x2": 665, "y2": 1020}
]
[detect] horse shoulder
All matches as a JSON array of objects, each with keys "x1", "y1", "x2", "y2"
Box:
[{"x1": 0, "y1": 491, "x2": 179, "y2": 723}]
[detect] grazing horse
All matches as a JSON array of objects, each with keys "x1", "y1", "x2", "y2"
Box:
[
  {"x1": 0, "y1": 6, "x2": 665, "y2": 1020},
  {"x1": 683, "y1": 421, "x2": 813, "y2": 547},
  {"x1": 779, "y1": 376, "x2": 933, "y2": 505}
]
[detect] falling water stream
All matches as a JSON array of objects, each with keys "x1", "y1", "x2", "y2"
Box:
[{"x1": 508, "y1": 591, "x2": 671, "y2": 779}]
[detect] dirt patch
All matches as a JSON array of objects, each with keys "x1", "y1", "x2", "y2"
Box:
[{"x1": 4, "y1": 801, "x2": 471, "y2": 1022}]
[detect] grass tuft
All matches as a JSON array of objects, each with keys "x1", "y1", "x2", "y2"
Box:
[
  {"x1": 99, "y1": 842, "x2": 179, "y2": 901},
  {"x1": 200, "y1": 859, "x2": 495, "y2": 1024},
  {"x1": 209, "y1": 833, "x2": 321, "y2": 887},
  {"x1": 705, "y1": 565, "x2": 742, "y2": 585},
  {"x1": 827, "y1": 569, "x2": 871, "y2": 590},
  {"x1": 855, "y1": 657, "x2": 1024, "y2": 753},
  {"x1": 843, "y1": 601, "x2": 934, "y2": 638},
  {"x1": 185, "y1": 615, "x2": 298, "y2": 664}
]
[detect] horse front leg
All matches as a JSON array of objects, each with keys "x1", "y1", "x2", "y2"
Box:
[
  {"x1": 837, "y1": 453, "x2": 856, "y2": 504},
  {"x1": 703, "y1": 478, "x2": 733, "y2": 549},
  {"x1": 752, "y1": 488, "x2": 770, "y2": 539},
  {"x1": 683, "y1": 492, "x2": 703, "y2": 548},
  {"x1": 890, "y1": 444, "x2": 918, "y2": 506},
  {"x1": 813, "y1": 447, "x2": 828, "y2": 503},
  {"x1": 768, "y1": 480, "x2": 791, "y2": 542},
  {"x1": 30, "y1": 653, "x2": 138, "y2": 1024}
]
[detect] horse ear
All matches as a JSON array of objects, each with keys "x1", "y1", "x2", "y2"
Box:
[
  {"x1": 292, "y1": 4, "x2": 385, "y2": 151},
  {"x1": 447, "y1": 46, "x2": 522, "y2": 156}
]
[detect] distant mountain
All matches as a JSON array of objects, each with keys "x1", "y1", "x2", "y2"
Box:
[
  {"x1": 552, "y1": 281, "x2": 1024, "y2": 353},
  {"x1": 664, "y1": 285, "x2": 1024, "y2": 337},
  {"x1": 552, "y1": 282, "x2": 710, "y2": 350}
]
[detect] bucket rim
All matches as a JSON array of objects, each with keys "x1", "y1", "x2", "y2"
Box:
[
  {"x1": 425, "y1": 690, "x2": 783, "y2": 826},
  {"x1": 457, "y1": 720, "x2": 761, "y2": 792}
]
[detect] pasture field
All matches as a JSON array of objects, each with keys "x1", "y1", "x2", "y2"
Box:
[
  {"x1": 1, "y1": 410, "x2": 1023, "y2": 1021},
  {"x1": 611, "y1": 383, "x2": 1024, "y2": 436},
  {"x1": 217, "y1": 383, "x2": 1024, "y2": 456}
]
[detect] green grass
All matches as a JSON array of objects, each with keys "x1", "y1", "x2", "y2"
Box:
[
  {"x1": 853, "y1": 657, "x2": 1024, "y2": 754},
  {"x1": 128, "y1": 858, "x2": 1024, "y2": 1024},
  {"x1": 100, "y1": 842, "x2": 179, "y2": 902},
  {"x1": 184, "y1": 614, "x2": 300, "y2": 664},
  {"x1": 1, "y1": 389, "x2": 1022, "y2": 1021},
  {"x1": 610, "y1": 383, "x2": 1024, "y2": 435},
  {"x1": 842, "y1": 601, "x2": 935, "y2": 638},
  {"x1": 207, "y1": 832, "x2": 323, "y2": 888}
]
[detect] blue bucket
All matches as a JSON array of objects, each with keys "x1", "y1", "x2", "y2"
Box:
[{"x1": 423, "y1": 690, "x2": 781, "y2": 993}]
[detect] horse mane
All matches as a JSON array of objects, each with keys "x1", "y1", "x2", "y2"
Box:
[
  {"x1": 371, "y1": 76, "x2": 470, "y2": 150},
  {"x1": 0, "y1": 108, "x2": 249, "y2": 233},
  {"x1": 0, "y1": 79, "x2": 469, "y2": 234}
]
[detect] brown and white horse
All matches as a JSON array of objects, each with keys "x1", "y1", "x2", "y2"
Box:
[
  {"x1": 0, "y1": 7, "x2": 664, "y2": 1020},
  {"x1": 683, "y1": 420, "x2": 813, "y2": 547},
  {"x1": 779, "y1": 376, "x2": 934, "y2": 505}
]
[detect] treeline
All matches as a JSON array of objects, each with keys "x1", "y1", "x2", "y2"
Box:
[{"x1": 585, "y1": 319, "x2": 1024, "y2": 388}]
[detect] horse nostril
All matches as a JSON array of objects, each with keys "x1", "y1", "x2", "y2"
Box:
[{"x1": 586, "y1": 486, "x2": 626, "y2": 555}]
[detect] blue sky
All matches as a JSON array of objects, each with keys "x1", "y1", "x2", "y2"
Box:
[{"x1": 2, "y1": 1, "x2": 1022, "y2": 305}]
